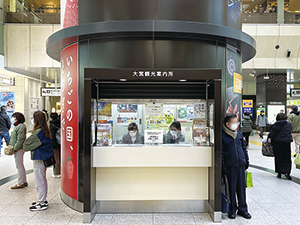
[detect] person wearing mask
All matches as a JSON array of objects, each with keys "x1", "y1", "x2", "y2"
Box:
[
  {"x1": 163, "y1": 121, "x2": 185, "y2": 144},
  {"x1": 49, "y1": 113, "x2": 61, "y2": 178},
  {"x1": 256, "y1": 110, "x2": 268, "y2": 138},
  {"x1": 241, "y1": 112, "x2": 253, "y2": 148},
  {"x1": 268, "y1": 113, "x2": 293, "y2": 180},
  {"x1": 0, "y1": 105, "x2": 11, "y2": 155},
  {"x1": 287, "y1": 105, "x2": 300, "y2": 155},
  {"x1": 9, "y1": 112, "x2": 27, "y2": 189},
  {"x1": 42, "y1": 109, "x2": 49, "y2": 121},
  {"x1": 122, "y1": 122, "x2": 144, "y2": 144},
  {"x1": 222, "y1": 114, "x2": 251, "y2": 220},
  {"x1": 23, "y1": 111, "x2": 54, "y2": 211}
]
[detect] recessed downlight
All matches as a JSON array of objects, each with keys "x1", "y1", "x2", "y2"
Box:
[
  {"x1": 179, "y1": 79, "x2": 187, "y2": 82},
  {"x1": 119, "y1": 79, "x2": 127, "y2": 82}
]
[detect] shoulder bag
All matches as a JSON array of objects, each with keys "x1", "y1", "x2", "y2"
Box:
[
  {"x1": 43, "y1": 155, "x2": 56, "y2": 167},
  {"x1": 4, "y1": 145, "x2": 14, "y2": 155}
]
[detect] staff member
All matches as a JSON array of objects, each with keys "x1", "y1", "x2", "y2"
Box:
[
  {"x1": 163, "y1": 121, "x2": 185, "y2": 144},
  {"x1": 222, "y1": 114, "x2": 251, "y2": 220},
  {"x1": 122, "y1": 122, "x2": 144, "y2": 144}
]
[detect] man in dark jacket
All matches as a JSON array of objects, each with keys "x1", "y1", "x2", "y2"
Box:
[
  {"x1": 49, "y1": 113, "x2": 60, "y2": 178},
  {"x1": 0, "y1": 105, "x2": 11, "y2": 155},
  {"x1": 222, "y1": 113, "x2": 251, "y2": 220},
  {"x1": 241, "y1": 112, "x2": 253, "y2": 148}
]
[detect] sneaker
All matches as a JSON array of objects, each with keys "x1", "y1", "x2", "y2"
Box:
[
  {"x1": 29, "y1": 203, "x2": 48, "y2": 211},
  {"x1": 32, "y1": 200, "x2": 49, "y2": 206}
]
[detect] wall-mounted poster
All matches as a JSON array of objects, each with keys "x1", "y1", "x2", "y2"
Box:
[
  {"x1": 194, "y1": 102, "x2": 206, "y2": 119},
  {"x1": 98, "y1": 102, "x2": 112, "y2": 117},
  {"x1": 177, "y1": 105, "x2": 194, "y2": 122},
  {"x1": 0, "y1": 92, "x2": 15, "y2": 118},
  {"x1": 117, "y1": 104, "x2": 138, "y2": 124},
  {"x1": 145, "y1": 103, "x2": 164, "y2": 117}
]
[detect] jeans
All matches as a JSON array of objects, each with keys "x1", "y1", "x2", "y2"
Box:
[
  {"x1": 14, "y1": 149, "x2": 27, "y2": 186},
  {"x1": 0, "y1": 131, "x2": 10, "y2": 153},
  {"x1": 259, "y1": 127, "x2": 265, "y2": 138},
  {"x1": 33, "y1": 160, "x2": 48, "y2": 204}
]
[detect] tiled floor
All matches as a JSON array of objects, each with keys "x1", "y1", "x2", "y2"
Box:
[{"x1": 0, "y1": 133, "x2": 300, "y2": 224}]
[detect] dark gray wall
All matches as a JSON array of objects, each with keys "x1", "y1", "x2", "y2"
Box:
[{"x1": 78, "y1": 0, "x2": 231, "y2": 27}]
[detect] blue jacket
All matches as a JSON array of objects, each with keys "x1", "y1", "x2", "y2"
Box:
[
  {"x1": 23, "y1": 128, "x2": 54, "y2": 160},
  {"x1": 222, "y1": 129, "x2": 249, "y2": 167},
  {"x1": 268, "y1": 120, "x2": 293, "y2": 143}
]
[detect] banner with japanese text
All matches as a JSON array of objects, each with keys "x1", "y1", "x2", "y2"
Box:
[
  {"x1": 61, "y1": 0, "x2": 78, "y2": 29},
  {"x1": 60, "y1": 43, "x2": 79, "y2": 200}
]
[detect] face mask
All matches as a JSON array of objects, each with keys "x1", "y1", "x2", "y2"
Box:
[
  {"x1": 129, "y1": 131, "x2": 137, "y2": 137},
  {"x1": 261, "y1": 113, "x2": 264, "y2": 116},
  {"x1": 170, "y1": 130, "x2": 178, "y2": 139},
  {"x1": 12, "y1": 118, "x2": 16, "y2": 123},
  {"x1": 230, "y1": 123, "x2": 239, "y2": 131},
  {"x1": 31, "y1": 119, "x2": 34, "y2": 125}
]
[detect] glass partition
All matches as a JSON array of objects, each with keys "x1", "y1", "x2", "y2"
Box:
[{"x1": 92, "y1": 99, "x2": 213, "y2": 147}]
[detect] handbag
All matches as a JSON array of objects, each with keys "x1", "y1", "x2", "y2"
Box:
[
  {"x1": 4, "y1": 145, "x2": 14, "y2": 155},
  {"x1": 43, "y1": 155, "x2": 56, "y2": 167},
  {"x1": 262, "y1": 140, "x2": 274, "y2": 157},
  {"x1": 294, "y1": 154, "x2": 300, "y2": 169},
  {"x1": 250, "y1": 130, "x2": 254, "y2": 136},
  {"x1": 245, "y1": 171, "x2": 253, "y2": 188}
]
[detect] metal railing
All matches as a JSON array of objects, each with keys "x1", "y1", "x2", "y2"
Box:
[{"x1": 242, "y1": 12, "x2": 299, "y2": 24}]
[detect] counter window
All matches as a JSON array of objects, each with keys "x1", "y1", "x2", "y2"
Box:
[{"x1": 91, "y1": 100, "x2": 213, "y2": 147}]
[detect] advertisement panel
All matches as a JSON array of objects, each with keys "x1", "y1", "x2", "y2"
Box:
[
  {"x1": 60, "y1": 43, "x2": 78, "y2": 200},
  {"x1": 0, "y1": 92, "x2": 15, "y2": 118},
  {"x1": 61, "y1": 0, "x2": 78, "y2": 28}
]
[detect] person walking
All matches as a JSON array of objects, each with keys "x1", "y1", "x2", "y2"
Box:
[
  {"x1": 241, "y1": 112, "x2": 253, "y2": 148},
  {"x1": 0, "y1": 105, "x2": 11, "y2": 155},
  {"x1": 9, "y1": 112, "x2": 28, "y2": 189},
  {"x1": 287, "y1": 105, "x2": 300, "y2": 155},
  {"x1": 23, "y1": 111, "x2": 54, "y2": 211},
  {"x1": 222, "y1": 114, "x2": 251, "y2": 220},
  {"x1": 49, "y1": 113, "x2": 61, "y2": 178},
  {"x1": 256, "y1": 110, "x2": 268, "y2": 138},
  {"x1": 269, "y1": 113, "x2": 293, "y2": 180}
]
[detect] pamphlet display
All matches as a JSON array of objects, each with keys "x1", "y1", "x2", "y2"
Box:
[
  {"x1": 194, "y1": 102, "x2": 206, "y2": 119},
  {"x1": 97, "y1": 123, "x2": 112, "y2": 146},
  {"x1": 193, "y1": 119, "x2": 209, "y2": 146},
  {"x1": 144, "y1": 130, "x2": 163, "y2": 144}
]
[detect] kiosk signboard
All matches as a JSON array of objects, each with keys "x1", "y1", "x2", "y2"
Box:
[{"x1": 60, "y1": 43, "x2": 79, "y2": 200}]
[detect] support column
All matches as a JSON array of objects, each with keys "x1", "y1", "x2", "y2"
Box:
[{"x1": 277, "y1": 0, "x2": 285, "y2": 24}]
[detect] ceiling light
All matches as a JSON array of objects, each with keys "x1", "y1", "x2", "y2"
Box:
[
  {"x1": 179, "y1": 79, "x2": 187, "y2": 82},
  {"x1": 264, "y1": 76, "x2": 270, "y2": 80},
  {"x1": 119, "y1": 79, "x2": 127, "y2": 82}
]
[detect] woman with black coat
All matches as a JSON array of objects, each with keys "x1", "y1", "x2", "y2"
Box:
[{"x1": 268, "y1": 113, "x2": 293, "y2": 180}]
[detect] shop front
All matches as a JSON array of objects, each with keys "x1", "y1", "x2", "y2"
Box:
[{"x1": 46, "y1": 0, "x2": 256, "y2": 223}]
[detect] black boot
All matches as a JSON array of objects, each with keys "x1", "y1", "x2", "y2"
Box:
[
  {"x1": 277, "y1": 173, "x2": 281, "y2": 178},
  {"x1": 285, "y1": 173, "x2": 292, "y2": 180}
]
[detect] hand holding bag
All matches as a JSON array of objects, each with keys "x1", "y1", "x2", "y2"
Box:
[
  {"x1": 4, "y1": 145, "x2": 14, "y2": 155},
  {"x1": 245, "y1": 171, "x2": 253, "y2": 188},
  {"x1": 262, "y1": 139, "x2": 274, "y2": 157}
]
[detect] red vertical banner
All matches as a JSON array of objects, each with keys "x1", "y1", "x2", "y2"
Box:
[
  {"x1": 60, "y1": 43, "x2": 79, "y2": 200},
  {"x1": 62, "y1": 0, "x2": 78, "y2": 29}
]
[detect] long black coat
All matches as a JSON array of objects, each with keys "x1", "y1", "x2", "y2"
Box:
[
  {"x1": 268, "y1": 120, "x2": 293, "y2": 143},
  {"x1": 50, "y1": 119, "x2": 61, "y2": 149}
]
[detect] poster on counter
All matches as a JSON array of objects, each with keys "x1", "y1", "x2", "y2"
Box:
[
  {"x1": 194, "y1": 102, "x2": 206, "y2": 119},
  {"x1": 164, "y1": 105, "x2": 175, "y2": 125},
  {"x1": 145, "y1": 103, "x2": 164, "y2": 117},
  {"x1": 0, "y1": 92, "x2": 15, "y2": 118},
  {"x1": 144, "y1": 130, "x2": 163, "y2": 144},
  {"x1": 117, "y1": 104, "x2": 138, "y2": 124}
]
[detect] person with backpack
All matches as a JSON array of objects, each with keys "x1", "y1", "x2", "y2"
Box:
[
  {"x1": 0, "y1": 105, "x2": 11, "y2": 155},
  {"x1": 9, "y1": 112, "x2": 28, "y2": 189},
  {"x1": 241, "y1": 112, "x2": 253, "y2": 148},
  {"x1": 23, "y1": 111, "x2": 54, "y2": 211},
  {"x1": 49, "y1": 113, "x2": 61, "y2": 178}
]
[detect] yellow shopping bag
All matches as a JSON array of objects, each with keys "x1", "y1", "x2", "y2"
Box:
[{"x1": 245, "y1": 171, "x2": 253, "y2": 188}]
